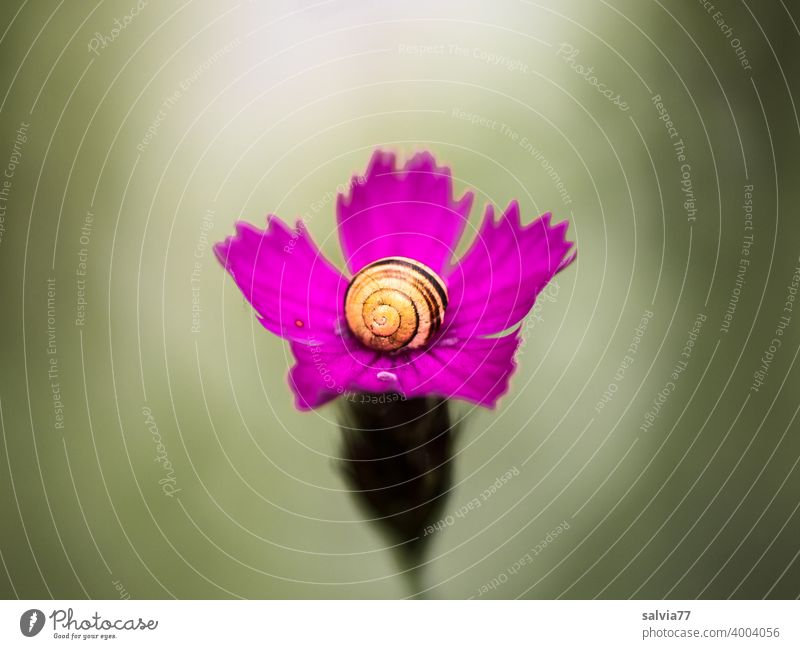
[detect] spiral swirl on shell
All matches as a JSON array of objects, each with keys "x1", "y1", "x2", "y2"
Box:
[{"x1": 344, "y1": 257, "x2": 449, "y2": 351}]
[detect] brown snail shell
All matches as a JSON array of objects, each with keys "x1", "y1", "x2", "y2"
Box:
[{"x1": 344, "y1": 257, "x2": 448, "y2": 351}]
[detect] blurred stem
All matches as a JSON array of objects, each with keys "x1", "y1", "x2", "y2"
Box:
[
  {"x1": 338, "y1": 394, "x2": 457, "y2": 599},
  {"x1": 398, "y1": 551, "x2": 429, "y2": 599}
]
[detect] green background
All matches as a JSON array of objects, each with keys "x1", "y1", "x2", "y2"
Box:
[{"x1": 1, "y1": 0, "x2": 798, "y2": 599}]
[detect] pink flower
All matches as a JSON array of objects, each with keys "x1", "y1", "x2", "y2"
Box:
[{"x1": 215, "y1": 150, "x2": 576, "y2": 410}]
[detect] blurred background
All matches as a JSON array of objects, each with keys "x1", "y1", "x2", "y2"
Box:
[{"x1": 1, "y1": 0, "x2": 798, "y2": 599}]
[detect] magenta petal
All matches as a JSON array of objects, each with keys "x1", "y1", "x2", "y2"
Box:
[
  {"x1": 288, "y1": 336, "x2": 369, "y2": 410},
  {"x1": 395, "y1": 332, "x2": 522, "y2": 407},
  {"x1": 288, "y1": 344, "x2": 346, "y2": 410},
  {"x1": 337, "y1": 150, "x2": 473, "y2": 274},
  {"x1": 214, "y1": 216, "x2": 347, "y2": 343},
  {"x1": 445, "y1": 202, "x2": 576, "y2": 338},
  {"x1": 288, "y1": 330, "x2": 520, "y2": 410}
]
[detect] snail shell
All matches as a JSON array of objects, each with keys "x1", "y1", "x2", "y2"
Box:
[{"x1": 344, "y1": 257, "x2": 448, "y2": 351}]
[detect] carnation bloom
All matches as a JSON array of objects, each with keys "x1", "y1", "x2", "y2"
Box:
[{"x1": 215, "y1": 150, "x2": 576, "y2": 410}]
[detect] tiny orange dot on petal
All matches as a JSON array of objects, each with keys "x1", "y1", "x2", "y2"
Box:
[{"x1": 295, "y1": 319, "x2": 304, "y2": 328}]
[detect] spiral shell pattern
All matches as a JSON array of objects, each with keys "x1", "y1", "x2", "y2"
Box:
[{"x1": 344, "y1": 257, "x2": 448, "y2": 351}]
